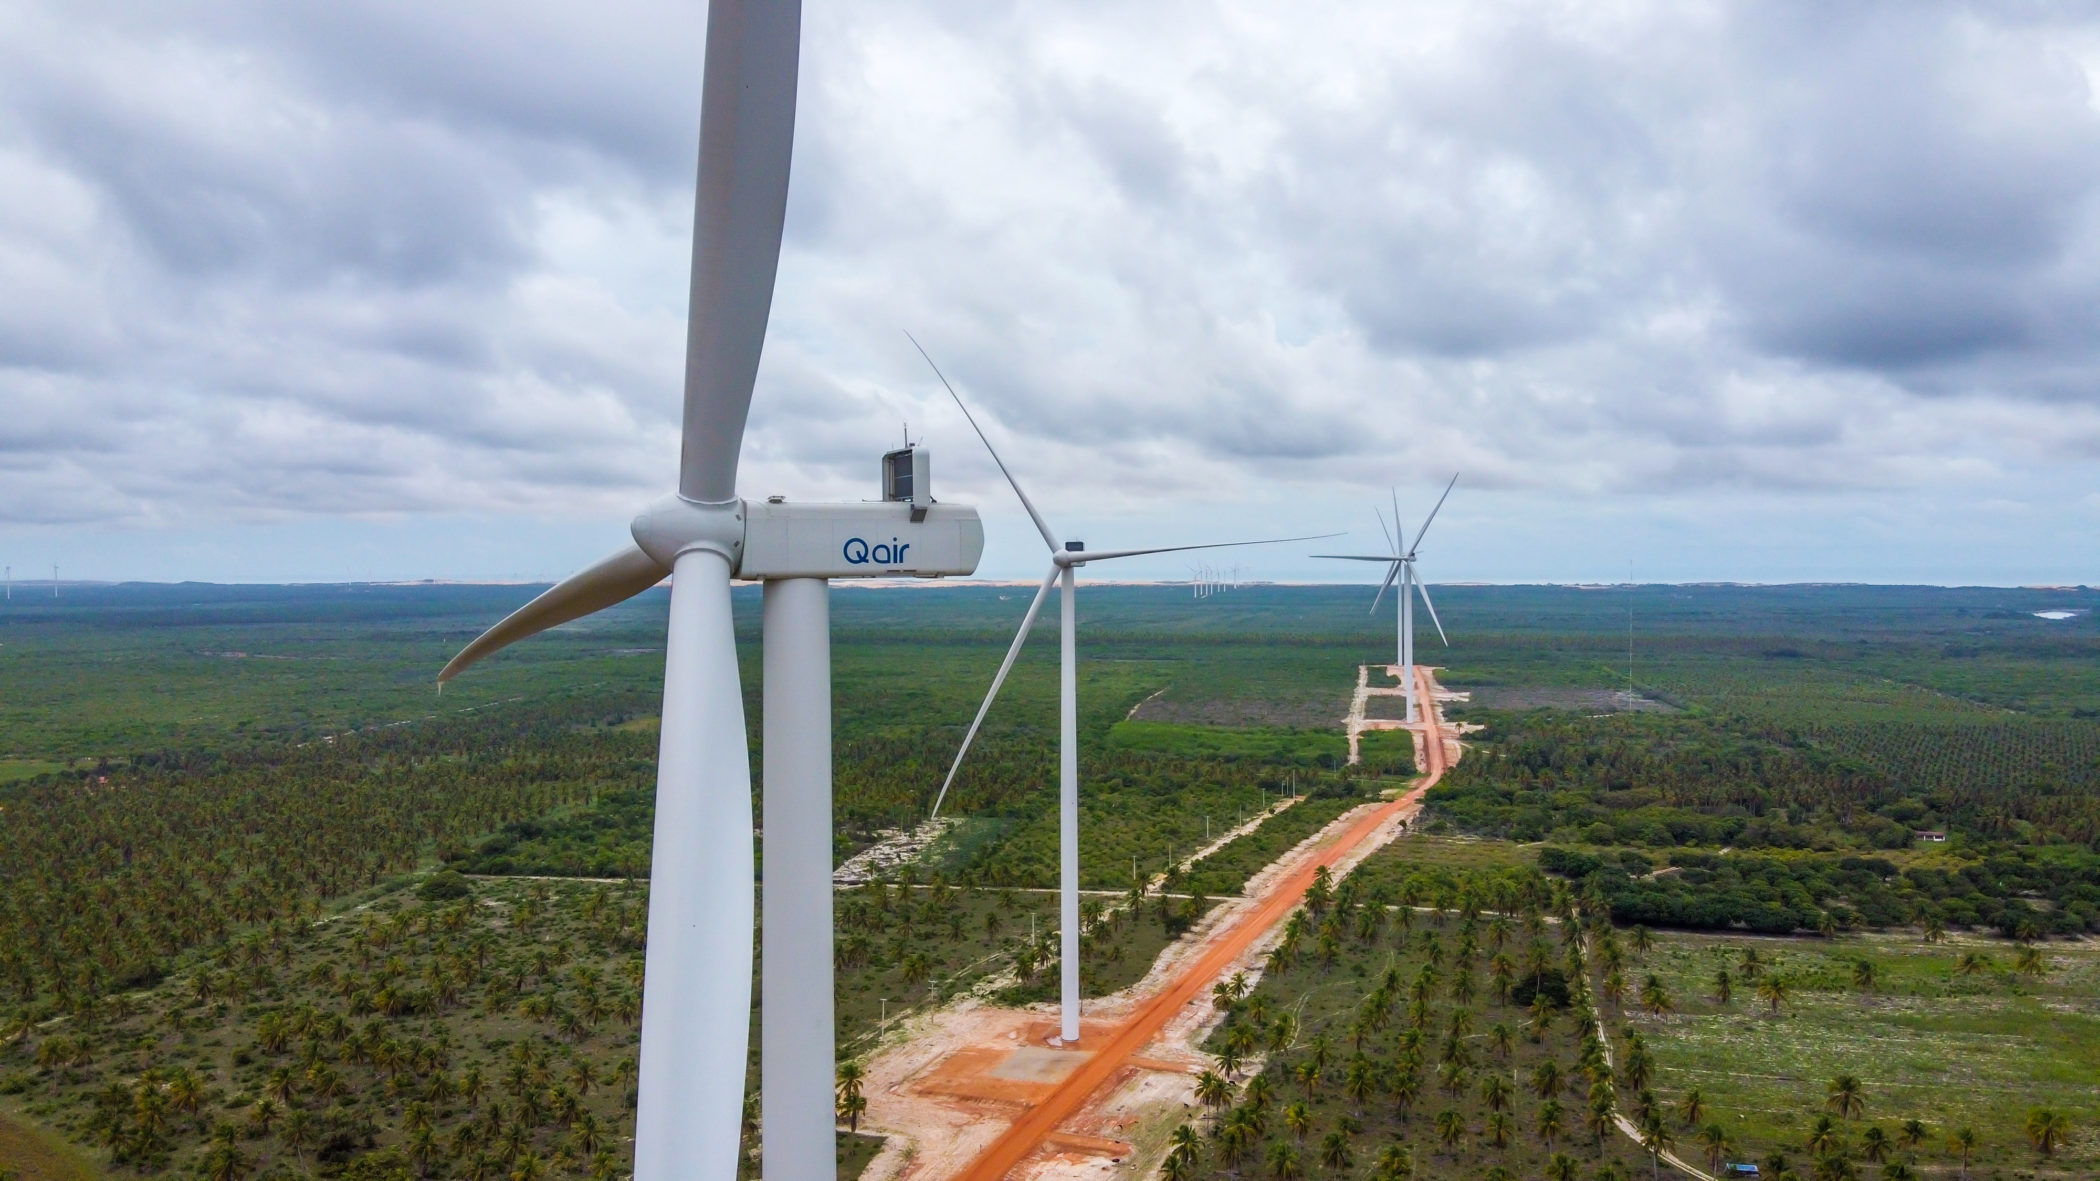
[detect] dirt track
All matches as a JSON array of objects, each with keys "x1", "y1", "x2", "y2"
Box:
[{"x1": 941, "y1": 664, "x2": 1454, "y2": 1179}]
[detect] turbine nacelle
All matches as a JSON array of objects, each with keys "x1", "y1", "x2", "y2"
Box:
[{"x1": 632, "y1": 494, "x2": 985, "y2": 579}]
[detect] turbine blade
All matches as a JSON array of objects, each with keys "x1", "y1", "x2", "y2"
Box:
[
  {"x1": 1392, "y1": 487, "x2": 1406, "y2": 555},
  {"x1": 1375, "y1": 506, "x2": 1395, "y2": 553},
  {"x1": 677, "y1": 0, "x2": 802, "y2": 502},
  {"x1": 1369, "y1": 561, "x2": 1401, "y2": 616},
  {"x1": 1309, "y1": 554, "x2": 1405, "y2": 561},
  {"x1": 1409, "y1": 472, "x2": 1460, "y2": 555},
  {"x1": 1071, "y1": 532, "x2": 1341, "y2": 565},
  {"x1": 1415, "y1": 569, "x2": 1449, "y2": 646},
  {"x1": 906, "y1": 332, "x2": 1059, "y2": 552},
  {"x1": 635, "y1": 548, "x2": 751, "y2": 1178},
  {"x1": 439, "y1": 543, "x2": 669, "y2": 682},
  {"x1": 930, "y1": 564, "x2": 1060, "y2": 819}
]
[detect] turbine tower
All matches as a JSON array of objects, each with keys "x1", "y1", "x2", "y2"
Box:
[
  {"x1": 434, "y1": 7, "x2": 985, "y2": 1176},
  {"x1": 1314, "y1": 475, "x2": 1457, "y2": 722},
  {"x1": 918, "y1": 341, "x2": 1329, "y2": 1043}
]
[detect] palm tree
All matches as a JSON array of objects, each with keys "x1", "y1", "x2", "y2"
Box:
[
  {"x1": 1638, "y1": 1110, "x2": 1675, "y2": 1181},
  {"x1": 281, "y1": 1109, "x2": 315, "y2": 1167},
  {"x1": 1245, "y1": 1074, "x2": 1275, "y2": 1111},
  {"x1": 1880, "y1": 1163, "x2": 1916, "y2": 1181},
  {"x1": 1319, "y1": 1130, "x2": 1353, "y2": 1169},
  {"x1": 1640, "y1": 974, "x2": 1672, "y2": 1016},
  {"x1": 1216, "y1": 1119, "x2": 1255, "y2": 1168},
  {"x1": 1480, "y1": 1074, "x2": 1512, "y2": 1113},
  {"x1": 1678, "y1": 1088, "x2": 1705, "y2": 1127},
  {"x1": 1293, "y1": 1059, "x2": 1320, "y2": 1102},
  {"x1": 1372, "y1": 1144, "x2": 1414, "y2": 1180},
  {"x1": 200, "y1": 1141, "x2": 250, "y2": 1181},
  {"x1": 1947, "y1": 1126, "x2": 1978, "y2": 1179},
  {"x1": 247, "y1": 1097, "x2": 280, "y2": 1134},
  {"x1": 1283, "y1": 1101, "x2": 1312, "y2": 1142},
  {"x1": 1826, "y1": 1075, "x2": 1866, "y2": 1119},
  {"x1": 1266, "y1": 1139, "x2": 1304, "y2": 1179},
  {"x1": 1810, "y1": 1154, "x2": 1856, "y2": 1181},
  {"x1": 1737, "y1": 947, "x2": 1763, "y2": 980},
  {"x1": 1757, "y1": 974, "x2": 1790, "y2": 1014},
  {"x1": 1621, "y1": 1036, "x2": 1653, "y2": 1092},
  {"x1": 1922, "y1": 917, "x2": 1945, "y2": 944},
  {"x1": 1696, "y1": 1121, "x2": 1730, "y2": 1173},
  {"x1": 1586, "y1": 1098, "x2": 1616, "y2": 1150},
  {"x1": 1268, "y1": 1012, "x2": 1297, "y2": 1054},
  {"x1": 1546, "y1": 1151, "x2": 1579, "y2": 1181},
  {"x1": 1850, "y1": 959, "x2": 1878, "y2": 995},
  {"x1": 1898, "y1": 1117, "x2": 1926, "y2": 1149},
  {"x1": 1195, "y1": 1070, "x2": 1233, "y2": 1112},
  {"x1": 1859, "y1": 1125, "x2": 1891, "y2": 1163},
  {"x1": 1537, "y1": 1099, "x2": 1565, "y2": 1151},
  {"x1": 1712, "y1": 967, "x2": 1733, "y2": 1005},
  {"x1": 1484, "y1": 1111, "x2": 1514, "y2": 1148},
  {"x1": 1630, "y1": 926, "x2": 1654, "y2": 957},
  {"x1": 1807, "y1": 1114, "x2": 1843, "y2": 1157},
  {"x1": 2016, "y1": 944, "x2": 2044, "y2": 979},
  {"x1": 1531, "y1": 1059, "x2": 1564, "y2": 1100},
  {"x1": 836, "y1": 1060, "x2": 867, "y2": 1133},
  {"x1": 1435, "y1": 1108, "x2": 1467, "y2": 1149},
  {"x1": 1344, "y1": 1056, "x2": 1377, "y2": 1111},
  {"x1": 1954, "y1": 951, "x2": 1989, "y2": 977},
  {"x1": 2025, "y1": 1108, "x2": 2071, "y2": 1158}
]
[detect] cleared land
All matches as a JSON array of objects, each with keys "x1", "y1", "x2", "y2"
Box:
[{"x1": 1612, "y1": 927, "x2": 2100, "y2": 1175}]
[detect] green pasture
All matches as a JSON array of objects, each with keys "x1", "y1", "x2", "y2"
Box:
[{"x1": 1616, "y1": 929, "x2": 2100, "y2": 1172}]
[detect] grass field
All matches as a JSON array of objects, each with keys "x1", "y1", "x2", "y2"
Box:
[
  {"x1": 1613, "y1": 928, "x2": 2100, "y2": 1175},
  {"x1": 0, "y1": 1110, "x2": 99, "y2": 1181}
]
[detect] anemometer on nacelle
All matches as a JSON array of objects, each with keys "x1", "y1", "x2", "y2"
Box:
[{"x1": 882, "y1": 444, "x2": 932, "y2": 521}]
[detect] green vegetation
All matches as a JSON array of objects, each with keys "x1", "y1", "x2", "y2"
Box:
[
  {"x1": 1182, "y1": 796, "x2": 1364, "y2": 897},
  {"x1": 1174, "y1": 866, "x2": 1651, "y2": 1179},
  {"x1": 1608, "y1": 927, "x2": 2100, "y2": 1174},
  {"x1": 11, "y1": 579, "x2": 2100, "y2": 1177},
  {"x1": 0, "y1": 1112, "x2": 97, "y2": 1181},
  {"x1": 1106, "y1": 720, "x2": 1344, "y2": 765}
]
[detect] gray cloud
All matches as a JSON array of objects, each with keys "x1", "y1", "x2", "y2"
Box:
[{"x1": 2, "y1": 0, "x2": 2100, "y2": 544}]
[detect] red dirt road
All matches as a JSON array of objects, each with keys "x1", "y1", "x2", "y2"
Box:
[{"x1": 956, "y1": 666, "x2": 1450, "y2": 1179}]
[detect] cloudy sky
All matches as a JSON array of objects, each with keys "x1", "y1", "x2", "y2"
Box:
[{"x1": 4, "y1": 0, "x2": 2100, "y2": 586}]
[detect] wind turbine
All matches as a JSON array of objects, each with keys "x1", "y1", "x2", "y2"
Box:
[
  {"x1": 433, "y1": 7, "x2": 984, "y2": 1177},
  {"x1": 1313, "y1": 475, "x2": 1457, "y2": 723},
  {"x1": 915, "y1": 342, "x2": 1332, "y2": 1044}
]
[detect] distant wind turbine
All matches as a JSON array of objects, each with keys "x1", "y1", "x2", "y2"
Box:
[
  {"x1": 1314, "y1": 475, "x2": 1458, "y2": 722},
  {"x1": 916, "y1": 339, "x2": 1333, "y2": 1043}
]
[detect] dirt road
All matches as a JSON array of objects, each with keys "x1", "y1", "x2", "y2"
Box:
[{"x1": 954, "y1": 665, "x2": 1452, "y2": 1179}]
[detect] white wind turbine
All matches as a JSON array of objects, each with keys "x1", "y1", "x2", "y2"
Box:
[
  {"x1": 1313, "y1": 475, "x2": 1458, "y2": 723},
  {"x1": 434, "y1": 7, "x2": 985, "y2": 1177},
  {"x1": 917, "y1": 343, "x2": 1332, "y2": 1043}
]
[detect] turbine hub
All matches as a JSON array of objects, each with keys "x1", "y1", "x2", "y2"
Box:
[{"x1": 631, "y1": 495, "x2": 747, "y2": 569}]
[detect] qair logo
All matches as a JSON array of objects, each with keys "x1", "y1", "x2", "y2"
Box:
[{"x1": 843, "y1": 537, "x2": 911, "y2": 566}]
